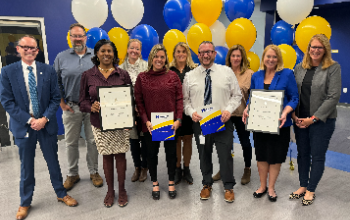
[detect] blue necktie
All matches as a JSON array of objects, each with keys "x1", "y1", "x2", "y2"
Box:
[
  {"x1": 27, "y1": 66, "x2": 40, "y2": 118},
  {"x1": 204, "y1": 69, "x2": 212, "y2": 106}
]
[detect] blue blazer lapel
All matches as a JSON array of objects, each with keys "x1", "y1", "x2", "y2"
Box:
[
  {"x1": 269, "y1": 70, "x2": 282, "y2": 90},
  {"x1": 16, "y1": 62, "x2": 29, "y2": 110},
  {"x1": 36, "y1": 61, "x2": 44, "y2": 105}
]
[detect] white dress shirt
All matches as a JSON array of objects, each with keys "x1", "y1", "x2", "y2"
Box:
[
  {"x1": 22, "y1": 61, "x2": 37, "y2": 121},
  {"x1": 183, "y1": 63, "x2": 242, "y2": 117}
]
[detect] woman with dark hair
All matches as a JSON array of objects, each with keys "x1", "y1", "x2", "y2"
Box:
[
  {"x1": 169, "y1": 42, "x2": 197, "y2": 185},
  {"x1": 79, "y1": 39, "x2": 131, "y2": 208},
  {"x1": 134, "y1": 44, "x2": 183, "y2": 200},
  {"x1": 291, "y1": 34, "x2": 341, "y2": 206}
]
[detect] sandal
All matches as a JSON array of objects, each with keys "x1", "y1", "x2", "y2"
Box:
[
  {"x1": 302, "y1": 194, "x2": 316, "y2": 206},
  {"x1": 104, "y1": 190, "x2": 115, "y2": 208},
  {"x1": 118, "y1": 189, "x2": 128, "y2": 207},
  {"x1": 289, "y1": 192, "x2": 306, "y2": 200}
]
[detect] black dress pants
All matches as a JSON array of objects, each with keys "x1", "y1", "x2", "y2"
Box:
[
  {"x1": 144, "y1": 132, "x2": 177, "y2": 182},
  {"x1": 193, "y1": 121, "x2": 236, "y2": 190}
]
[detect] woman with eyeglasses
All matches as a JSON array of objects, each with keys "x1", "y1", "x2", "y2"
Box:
[
  {"x1": 119, "y1": 39, "x2": 149, "y2": 183},
  {"x1": 290, "y1": 34, "x2": 341, "y2": 206},
  {"x1": 169, "y1": 42, "x2": 197, "y2": 185},
  {"x1": 134, "y1": 44, "x2": 183, "y2": 200}
]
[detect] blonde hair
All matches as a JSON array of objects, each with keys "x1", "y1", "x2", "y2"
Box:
[
  {"x1": 260, "y1": 44, "x2": 284, "y2": 72},
  {"x1": 169, "y1": 42, "x2": 197, "y2": 69},
  {"x1": 125, "y1": 39, "x2": 143, "y2": 60},
  {"x1": 147, "y1": 44, "x2": 170, "y2": 72},
  {"x1": 225, "y1": 44, "x2": 250, "y2": 74},
  {"x1": 302, "y1": 34, "x2": 336, "y2": 70}
]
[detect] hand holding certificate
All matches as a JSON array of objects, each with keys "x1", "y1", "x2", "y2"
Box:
[
  {"x1": 196, "y1": 105, "x2": 226, "y2": 136},
  {"x1": 246, "y1": 89, "x2": 284, "y2": 134}
]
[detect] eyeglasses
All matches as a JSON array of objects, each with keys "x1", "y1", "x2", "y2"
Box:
[
  {"x1": 18, "y1": 45, "x2": 38, "y2": 51},
  {"x1": 198, "y1": 50, "x2": 214, "y2": 56},
  {"x1": 70, "y1": 35, "x2": 86, "y2": 39},
  {"x1": 310, "y1": 46, "x2": 325, "y2": 50}
]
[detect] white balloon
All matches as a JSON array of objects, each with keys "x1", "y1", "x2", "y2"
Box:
[
  {"x1": 277, "y1": 0, "x2": 314, "y2": 25},
  {"x1": 71, "y1": 0, "x2": 108, "y2": 29},
  {"x1": 183, "y1": 30, "x2": 189, "y2": 43},
  {"x1": 111, "y1": 0, "x2": 144, "y2": 29},
  {"x1": 209, "y1": 20, "x2": 226, "y2": 46}
]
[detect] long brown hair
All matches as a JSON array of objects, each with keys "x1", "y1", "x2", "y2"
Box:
[
  {"x1": 225, "y1": 44, "x2": 250, "y2": 74},
  {"x1": 147, "y1": 44, "x2": 169, "y2": 72},
  {"x1": 302, "y1": 34, "x2": 336, "y2": 70}
]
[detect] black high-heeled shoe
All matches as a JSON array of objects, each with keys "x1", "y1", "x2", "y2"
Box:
[
  {"x1": 168, "y1": 183, "x2": 177, "y2": 199},
  {"x1": 152, "y1": 183, "x2": 160, "y2": 200},
  {"x1": 253, "y1": 187, "x2": 268, "y2": 198}
]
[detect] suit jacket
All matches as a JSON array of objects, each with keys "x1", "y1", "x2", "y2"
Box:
[
  {"x1": 294, "y1": 62, "x2": 341, "y2": 122},
  {"x1": 247, "y1": 68, "x2": 299, "y2": 128},
  {"x1": 0, "y1": 61, "x2": 60, "y2": 138}
]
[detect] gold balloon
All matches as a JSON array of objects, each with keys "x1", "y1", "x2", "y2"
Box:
[
  {"x1": 278, "y1": 44, "x2": 297, "y2": 70},
  {"x1": 191, "y1": 0, "x2": 222, "y2": 27},
  {"x1": 67, "y1": 28, "x2": 89, "y2": 48},
  {"x1": 163, "y1": 29, "x2": 187, "y2": 63},
  {"x1": 295, "y1": 16, "x2": 332, "y2": 53},
  {"x1": 187, "y1": 23, "x2": 212, "y2": 54},
  {"x1": 247, "y1": 51, "x2": 260, "y2": 72},
  {"x1": 108, "y1": 27, "x2": 129, "y2": 64},
  {"x1": 226, "y1": 18, "x2": 256, "y2": 52}
]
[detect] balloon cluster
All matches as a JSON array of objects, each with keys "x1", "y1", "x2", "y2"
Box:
[{"x1": 273, "y1": 0, "x2": 332, "y2": 69}]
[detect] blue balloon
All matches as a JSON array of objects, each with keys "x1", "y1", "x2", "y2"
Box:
[
  {"x1": 190, "y1": 49, "x2": 200, "y2": 64},
  {"x1": 271, "y1": 20, "x2": 294, "y2": 45},
  {"x1": 86, "y1": 27, "x2": 109, "y2": 49},
  {"x1": 214, "y1": 46, "x2": 228, "y2": 65},
  {"x1": 163, "y1": 0, "x2": 192, "y2": 32},
  {"x1": 225, "y1": 0, "x2": 255, "y2": 22},
  {"x1": 293, "y1": 45, "x2": 304, "y2": 69},
  {"x1": 130, "y1": 24, "x2": 159, "y2": 60}
]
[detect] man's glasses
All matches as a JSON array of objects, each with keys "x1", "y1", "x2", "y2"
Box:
[
  {"x1": 310, "y1": 46, "x2": 325, "y2": 51},
  {"x1": 198, "y1": 50, "x2": 214, "y2": 56},
  {"x1": 70, "y1": 35, "x2": 86, "y2": 39},
  {"x1": 18, "y1": 45, "x2": 38, "y2": 51}
]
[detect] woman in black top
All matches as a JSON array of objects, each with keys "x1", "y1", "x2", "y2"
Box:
[
  {"x1": 291, "y1": 34, "x2": 341, "y2": 206},
  {"x1": 169, "y1": 42, "x2": 197, "y2": 185}
]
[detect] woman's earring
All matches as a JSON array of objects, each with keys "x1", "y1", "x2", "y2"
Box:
[{"x1": 97, "y1": 57, "x2": 99, "y2": 61}]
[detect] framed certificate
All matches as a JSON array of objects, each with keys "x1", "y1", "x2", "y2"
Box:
[
  {"x1": 246, "y1": 89, "x2": 284, "y2": 134},
  {"x1": 97, "y1": 85, "x2": 135, "y2": 131}
]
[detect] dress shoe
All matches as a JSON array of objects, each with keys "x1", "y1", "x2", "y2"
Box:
[
  {"x1": 57, "y1": 195, "x2": 78, "y2": 207},
  {"x1": 90, "y1": 173, "x2": 103, "y2": 187},
  {"x1": 139, "y1": 167, "x2": 148, "y2": 182},
  {"x1": 131, "y1": 167, "x2": 141, "y2": 182},
  {"x1": 224, "y1": 189, "x2": 235, "y2": 203},
  {"x1": 16, "y1": 206, "x2": 30, "y2": 220},
  {"x1": 183, "y1": 166, "x2": 193, "y2": 185},
  {"x1": 200, "y1": 185, "x2": 212, "y2": 200},
  {"x1": 241, "y1": 168, "x2": 251, "y2": 185},
  {"x1": 152, "y1": 183, "x2": 160, "y2": 200},
  {"x1": 63, "y1": 175, "x2": 80, "y2": 191},
  {"x1": 301, "y1": 194, "x2": 316, "y2": 206},
  {"x1": 174, "y1": 167, "x2": 182, "y2": 185},
  {"x1": 168, "y1": 183, "x2": 177, "y2": 199},
  {"x1": 212, "y1": 170, "x2": 221, "y2": 181},
  {"x1": 268, "y1": 191, "x2": 278, "y2": 202},
  {"x1": 253, "y1": 187, "x2": 268, "y2": 198}
]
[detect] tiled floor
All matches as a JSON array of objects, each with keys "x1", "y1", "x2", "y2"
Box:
[{"x1": 0, "y1": 136, "x2": 349, "y2": 220}]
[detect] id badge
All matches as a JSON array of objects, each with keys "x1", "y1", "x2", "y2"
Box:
[
  {"x1": 25, "y1": 132, "x2": 29, "y2": 138},
  {"x1": 199, "y1": 134, "x2": 205, "y2": 145}
]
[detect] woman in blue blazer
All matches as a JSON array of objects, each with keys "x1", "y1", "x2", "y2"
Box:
[{"x1": 242, "y1": 45, "x2": 299, "y2": 202}]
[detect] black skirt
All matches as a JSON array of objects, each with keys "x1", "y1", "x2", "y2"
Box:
[
  {"x1": 177, "y1": 113, "x2": 194, "y2": 136},
  {"x1": 253, "y1": 126, "x2": 290, "y2": 164}
]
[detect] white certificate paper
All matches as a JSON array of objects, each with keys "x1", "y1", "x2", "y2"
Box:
[
  {"x1": 246, "y1": 89, "x2": 284, "y2": 134},
  {"x1": 97, "y1": 85, "x2": 134, "y2": 131}
]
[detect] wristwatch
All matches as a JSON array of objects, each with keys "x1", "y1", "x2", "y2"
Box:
[
  {"x1": 176, "y1": 118, "x2": 182, "y2": 123},
  {"x1": 310, "y1": 116, "x2": 317, "y2": 123}
]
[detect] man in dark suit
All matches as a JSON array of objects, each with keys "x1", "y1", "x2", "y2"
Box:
[{"x1": 0, "y1": 35, "x2": 78, "y2": 220}]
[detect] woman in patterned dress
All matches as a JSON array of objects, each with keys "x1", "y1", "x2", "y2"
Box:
[{"x1": 79, "y1": 39, "x2": 131, "y2": 208}]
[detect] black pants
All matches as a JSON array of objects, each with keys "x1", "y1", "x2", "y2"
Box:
[
  {"x1": 144, "y1": 132, "x2": 177, "y2": 182},
  {"x1": 130, "y1": 137, "x2": 148, "y2": 168},
  {"x1": 193, "y1": 121, "x2": 236, "y2": 190},
  {"x1": 231, "y1": 116, "x2": 252, "y2": 167}
]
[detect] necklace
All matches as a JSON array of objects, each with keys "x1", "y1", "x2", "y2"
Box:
[{"x1": 98, "y1": 66, "x2": 114, "y2": 73}]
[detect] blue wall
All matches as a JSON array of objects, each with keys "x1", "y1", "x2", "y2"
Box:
[{"x1": 0, "y1": 0, "x2": 169, "y2": 135}]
